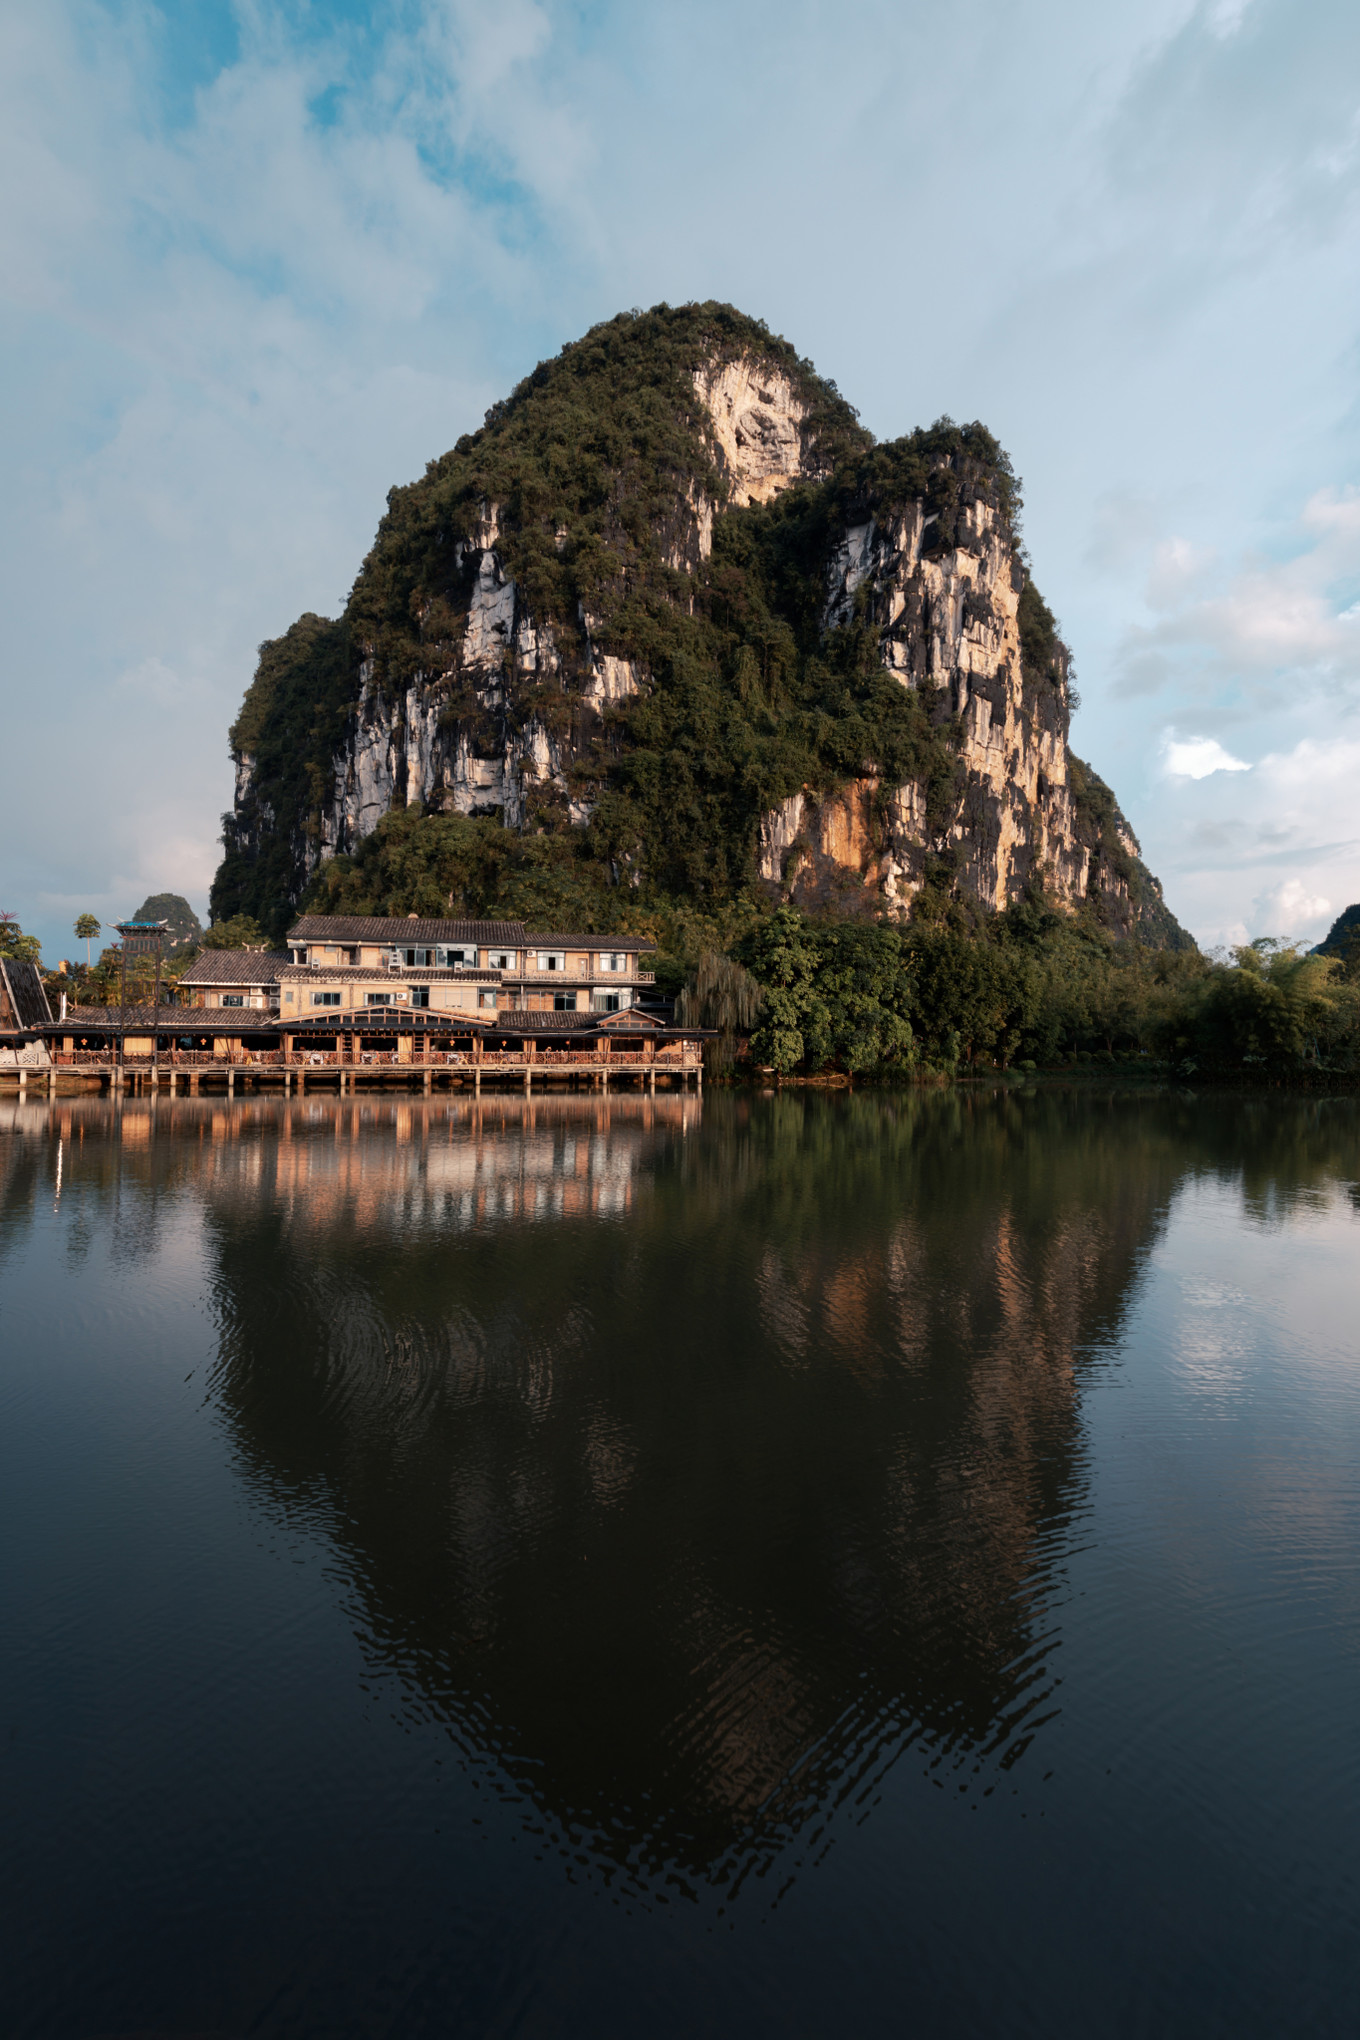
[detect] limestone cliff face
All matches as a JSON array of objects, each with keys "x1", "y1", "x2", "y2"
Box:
[
  {"x1": 213, "y1": 301, "x2": 1186, "y2": 946},
  {"x1": 301, "y1": 357, "x2": 829, "y2": 861},
  {"x1": 757, "y1": 499, "x2": 1097, "y2": 921}
]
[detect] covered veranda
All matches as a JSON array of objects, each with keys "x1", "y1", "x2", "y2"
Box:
[{"x1": 32, "y1": 1006, "x2": 705, "y2": 1095}]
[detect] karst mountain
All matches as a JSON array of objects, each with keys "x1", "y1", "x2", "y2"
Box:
[{"x1": 211, "y1": 302, "x2": 1188, "y2": 949}]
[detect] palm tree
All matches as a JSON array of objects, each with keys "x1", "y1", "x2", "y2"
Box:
[{"x1": 75, "y1": 913, "x2": 101, "y2": 968}]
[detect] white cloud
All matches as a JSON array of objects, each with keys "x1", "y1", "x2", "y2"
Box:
[
  {"x1": 1162, "y1": 731, "x2": 1251, "y2": 778},
  {"x1": 1116, "y1": 487, "x2": 1360, "y2": 704},
  {"x1": 1249, "y1": 877, "x2": 1333, "y2": 941},
  {"x1": 1146, "y1": 536, "x2": 1216, "y2": 610},
  {"x1": 1140, "y1": 734, "x2": 1360, "y2": 948}
]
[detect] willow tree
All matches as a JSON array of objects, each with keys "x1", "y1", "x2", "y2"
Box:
[{"x1": 677, "y1": 951, "x2": 764, "y2": 1070}]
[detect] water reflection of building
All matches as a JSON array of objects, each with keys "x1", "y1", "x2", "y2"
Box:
[{"x1": 3, "y1": 1091, "x2": 697, "y2": 1233}]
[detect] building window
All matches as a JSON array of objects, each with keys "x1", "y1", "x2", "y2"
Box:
[
  {"x1": 478, "y1": 990, "x2": 498, "y2": 1010},
  {"x1": 599, "y1": 952, "x2": 627, "y2": 973},
  {"x1": 293, "y1": 948, "x2": 307, "y2": 964},
  {"x1": 221, "y1": 994, "x2": 244, "y2": 1007},
  {"x1": 403, "y1": 947, "x2": 434, "y2": 967},
  {"x1": 489, "y1": 950, "x2": 517, "y2": 970},
  {"x1": 409, "y1": 986, "x2": 429, "y2": 1009},
  {"x1": 438, "y1": 946, "x2": 477, "y2": 968},
  {"x1": 537, "y1": 951, "x2": 565, "y2": 972},
  {"x1": 312, "y1": 991, "x2": 341, "y2": 1008},
  {"x1": 553, "y1": 992, "x2": 576, "y2": 1011},
  {"x1": 365, "y1": 992, "x2": 393, "y2": 1006},
  {"x1": 594, "y1": 993, "x2": 622, "y2": 1013}
]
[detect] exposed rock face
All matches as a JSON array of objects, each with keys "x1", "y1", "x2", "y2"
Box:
[
  {"x1": 693, "y1": 360, "x2": 809, "y2": 509},
  {"x1": 759, "y1": 499, "x2": 1086, "y2": 920},
  {"x1": 214, "y1": 301, "x2": 1186, "y2": 947}
]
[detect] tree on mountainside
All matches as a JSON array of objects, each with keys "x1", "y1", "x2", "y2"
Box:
[{"x1": 201, "y1": 915, "x2": 267, "y2": 950}]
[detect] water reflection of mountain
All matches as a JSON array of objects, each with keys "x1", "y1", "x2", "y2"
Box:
[
  {"x1": 7, "y1": 1089, "x2": 1358, "y2": 1901},
  {"x1": 190, "y1": 1089, "x2": 1170, "y2": 1897}
]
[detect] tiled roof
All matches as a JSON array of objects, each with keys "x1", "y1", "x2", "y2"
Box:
[
  {"x1": 287, "y1": 915, "x2": 527, "y2": 944},
  {"x1": 483, "y1": 1009, "x2": 664, "y2": 1034},
  {"x1": 278, "y1": 964, "x2": 502, "y2": 984},
  {"x1": 0, "y1": 958, "x2": 53, "y2": 1030},
  {"x1": 178, "y1": 949, "x2": 289, "y2": 985},
  {"x1": 524, "y1": 932, "x2": 657, "y2": 951},
  {"x1": 45, "y1": 1007, "x2": 277, "y2": 1033}
]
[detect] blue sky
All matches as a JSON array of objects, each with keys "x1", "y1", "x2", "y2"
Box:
[{"x1": 3, "y1": 0, "x2": 1359, "y2": 957}]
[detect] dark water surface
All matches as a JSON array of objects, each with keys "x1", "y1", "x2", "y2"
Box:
[{"x1": 2, "y1": 1088, "x2": 1358, "y2": 2037}]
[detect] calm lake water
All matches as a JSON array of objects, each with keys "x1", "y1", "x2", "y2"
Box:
[{"x1": 2, "y1": 1087, "x2": 1358, "y2": 2037}]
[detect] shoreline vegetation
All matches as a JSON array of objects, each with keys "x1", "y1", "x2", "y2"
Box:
[{"x1": 689, "y1": 904, "x2": 1360, "y2": 1090}]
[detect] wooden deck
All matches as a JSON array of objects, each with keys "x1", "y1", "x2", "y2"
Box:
[{"x1": 5, "y1": 1043, "x2": 703, "y2": 1096}]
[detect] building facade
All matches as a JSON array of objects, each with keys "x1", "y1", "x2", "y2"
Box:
[
  {"x1": 280, "y1": 916, "x2": 656, "y2": 1023},
  {"x1": 176, "y1": 949, "x2": 289, "y2": 1012}
]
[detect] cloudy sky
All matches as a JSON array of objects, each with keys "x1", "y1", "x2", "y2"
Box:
[{"x1": 3, "y1": 0, "x2": 1359, "y2": 957}]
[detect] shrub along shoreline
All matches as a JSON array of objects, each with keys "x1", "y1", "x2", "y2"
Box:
[{"x1": 678, "y1": 905, "x2": 1360, "y2": 1089}]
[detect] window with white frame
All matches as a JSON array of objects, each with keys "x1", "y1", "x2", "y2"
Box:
[
  {"x1": 311, "y1": 991, "x2": 341, "y2": 1007},
  {"x1": 599, "y1": 952, "x2": 627, "y2": 973},
  {"x1": 537, "y1": 951, "x2": 565, "y2": 972},
  {"x1": 478, "y1": 990, "x2": 498, "y2": 1010},
  {"x1": 365, "y1": 991, "x2": 394, "y2": 1006},
  {"x1": 489, "y1": 950, "x2": 516, "y2": 970},
  {"x1": 438, "y1": 945, "x2": 477, "y2": 968}
]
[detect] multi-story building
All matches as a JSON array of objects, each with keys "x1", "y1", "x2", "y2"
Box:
[
  {"x1": 279, "y1": 916, "x2": 656, "y2": 1023},
  {"x1": 176, "y1": 950, "x2": 289, "y2": 1013}
]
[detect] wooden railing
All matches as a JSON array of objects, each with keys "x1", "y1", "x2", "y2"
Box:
[{"x1": 50, "y1": 1042, "x2": 701, "y2": 1070}]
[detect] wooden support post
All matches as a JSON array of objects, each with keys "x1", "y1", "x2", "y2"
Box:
[
  {"x1": 48, "y1": 1064, "x2": 58, "y2": 1096},
  {"x1": 523, "y1": 1066, "x2": 531, "y2": 1095},
  {"x1": 423, "y1": 1065, "x2": 432, "y2": 1096},
  {"x1": 189, "y1": 1072, "x2": 199, "y2": 1095},
  {"x1": 227, "y1": 1067, "x2": 235, "y2": 1096}
]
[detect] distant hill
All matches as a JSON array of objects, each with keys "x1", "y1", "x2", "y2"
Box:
[
  {"x1": 1314, "y1": 904, "x2": 1360, "y2": 957},
  {"x1": 130, "y1": 893, "x2": 203, "y2": 951}
]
